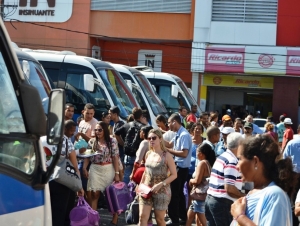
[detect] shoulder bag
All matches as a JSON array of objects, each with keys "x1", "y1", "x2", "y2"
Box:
[
  {"x1": 52, "y1": 138, "x2": 82, "y2": 192},
  {"x1": 190, "y1": 160, "x2": 211, "y2": 201}
]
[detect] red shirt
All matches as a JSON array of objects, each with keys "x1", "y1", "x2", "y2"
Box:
[
  {"x1": 282, "y1": 127, "x2": 294, "y2": 151},
  {"x1": 186, "y1": 113, "x2": 197, "y2": 123}
]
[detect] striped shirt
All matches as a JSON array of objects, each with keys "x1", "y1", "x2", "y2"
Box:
[{"x1": 207, "y1": 149, "x2": 242, "y2": 201}]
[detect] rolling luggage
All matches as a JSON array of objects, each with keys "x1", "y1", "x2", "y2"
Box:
[{"x1": 105, "y1": 182, "x2": 131, "y2": 214}]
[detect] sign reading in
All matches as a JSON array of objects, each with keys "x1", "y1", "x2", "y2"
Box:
[
  {"x1": 137, "y1": 50, "x2": 162, "y2": 72},
  {"x1": 4, "y1": 0, "x2": 73, "y2": 22}
]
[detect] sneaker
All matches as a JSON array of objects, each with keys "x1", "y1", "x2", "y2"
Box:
[{"x1": 165, "y1": 219, "x2": 180, "y2": 226}]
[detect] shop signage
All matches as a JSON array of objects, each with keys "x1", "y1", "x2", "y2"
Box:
[
  {"x1": 286, "y1": 49, "x2": 300, "y2": 76},
  {"x1": 4, "y1": 0, "x2": 73, "y2": 22},
  {"x1": 244, "y1": 46, "x2": 286, "y2": 75},
  {"x1": 137, "y1": 50, "x2": 162, "y2": 72},
  {"x1": 205, "y1": 47, "x2": 245, "y2": 73},
  {"x1": 203, "y1": 74, "x2": 274, "y2": 89}
]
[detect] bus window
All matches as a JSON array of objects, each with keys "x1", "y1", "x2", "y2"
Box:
[
  {"x1": 0, "y1": 140, "x2": 35, "y2": 174},
  {"x1": 65, "y1": 72, "x2": 111, "y2": 120},
  {"x1": 0, "y1": 53, "x2": 25, "y2": 133},
  {"x1": 0, "y1": 52, "x2": 35, "y2": 174}
]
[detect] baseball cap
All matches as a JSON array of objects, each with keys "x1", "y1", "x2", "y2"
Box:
[
  {"x1": 221, "y1": 127, "x2": 235, "y2": 134},
  {"x1": 257, "y1": 110, "x2": 260, "y2": 114},
  {"x1": 244, "y1": 122, "x2": 253, "y2": 129},
  {"x1": 284, "y1": 118, "x2": 293, "y2": 125},
  {"x1": 222, "y1": 114, "x2": 231, "y2": 121}
]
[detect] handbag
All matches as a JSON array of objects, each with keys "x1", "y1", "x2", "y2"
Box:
[
  {"x1": 190, "y1": 160, "x2": 211, "y2": 201},
  {"x1": 125, "y1": 197, "x2": 139, "y2": 224},
  {"x1": 132, "y1": 164, "x2": 145, "y2": 184},
  {"x1": 52, "y1": 138, "x2": 82, "y2": 192},
  {"x1": 136, "y1": 183, "x2": 152, "y2": 199},
  {"x1": 70, "y1": 196, "x2": 100, "y2": 226}
]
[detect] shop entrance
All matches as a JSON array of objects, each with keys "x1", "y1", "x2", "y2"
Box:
[{"x1": 207, "y1": 87, "x2": 273, "y2": 119}]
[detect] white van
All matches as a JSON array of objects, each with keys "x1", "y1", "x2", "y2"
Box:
[
  {"x1": 142, "y1": 72, "x2": 202, "y2": 116},
  {"x1": 110, "y1": 64, "x2": 169, "y2": 128},
  {"x1": 24, "y1": 51, "x2": 139, "y2": 121}
]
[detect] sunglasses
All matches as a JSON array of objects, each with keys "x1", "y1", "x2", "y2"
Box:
[
  {"x1": 94, "y1": 128, "x2": 103, "y2": 132},
  {"x1": 147, "y1": 136, "x2": 157, "y2": 141}
]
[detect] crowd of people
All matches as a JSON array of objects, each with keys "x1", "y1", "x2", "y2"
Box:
[{"x1": 48, "y1": 103, "x2": 300, "y2": 226}]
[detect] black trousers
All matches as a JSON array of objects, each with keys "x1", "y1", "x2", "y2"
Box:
[
  {"x1": 168, "y1": 166, "x2": 189, "y2": 223},
  {"x1": 49, "y1": 180, "x2": 76, "y2": 226}
]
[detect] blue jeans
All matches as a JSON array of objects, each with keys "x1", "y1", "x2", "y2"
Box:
[
  {"x1": 205, "y1": 195, "x2": 233, "y2": 226},
  {"x1": 123, "y1": 155, "x2": 135, "y2": 184}
]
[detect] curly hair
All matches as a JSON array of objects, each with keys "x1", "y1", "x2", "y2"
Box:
[
  {"x1": 190, "y1": 122, "x2": 204, "y2": 134},
  {"x1": 264, "y1": 122, "x2": 274, "y2": 132},
  {"x1": 241, "y1": 134, "x2": 296, "y2": 195}
]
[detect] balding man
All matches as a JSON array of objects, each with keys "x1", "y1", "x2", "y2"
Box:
[{"x1": 245, "y1": 115, "x2": 263, "y2": 135}]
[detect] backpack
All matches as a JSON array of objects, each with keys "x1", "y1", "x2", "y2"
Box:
[{"x1": 124, "y1": 121, "x2": 143, "y2": 156}]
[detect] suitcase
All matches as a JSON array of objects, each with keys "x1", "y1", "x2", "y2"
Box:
[{"x1": 105, "y1": 182, "x2": 131, "y2": 214}]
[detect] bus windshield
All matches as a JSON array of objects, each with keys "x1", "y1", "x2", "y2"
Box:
[
  {"x1": 97, "y1": 68, "x2": 137, "y2": 119},
  {"x1": 175, "y1": 78, "x2": 201, "y2": 115},
  {"x1": 134, "y1": 72, "x2": 168, "y2": 116}
]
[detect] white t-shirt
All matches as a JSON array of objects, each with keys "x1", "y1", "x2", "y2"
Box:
[
  {"x1": 78, "y1": 117, "x2": 98, "y2": 138},
  {"x1": 163, "y1": 130, "x2": 176, "y2": 142}
]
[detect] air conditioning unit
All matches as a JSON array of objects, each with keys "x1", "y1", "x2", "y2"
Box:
[{"x1": 92, "y1": 46, "x2": 101, "y2": 59}]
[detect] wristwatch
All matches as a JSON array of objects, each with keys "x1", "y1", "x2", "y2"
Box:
[
  {"x1": 115, "y1": 172, "x2": 120, "y2": 174},
  {"x1": 163, "y1": 181, "x2": 166, "y2": 186}
]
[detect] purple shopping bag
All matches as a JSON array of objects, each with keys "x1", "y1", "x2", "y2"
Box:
[{"x1": 70, "y1": 196, "x2": 100, "y2": 226}]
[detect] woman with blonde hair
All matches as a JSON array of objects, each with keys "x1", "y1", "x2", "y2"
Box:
[
  {"x1": 138, "y1": 129, "x2": 177, "y2": 226},
  {"x1": 264, "y1": 122, "x2": 278, "y2": 142}
]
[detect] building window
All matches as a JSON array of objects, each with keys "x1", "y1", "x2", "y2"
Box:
[
  {"x1": 91, "y1": 0, "x2": 191, "y2": 13},
  {"x1": 212, "y1": 0, "x2": 278, "y2": 24}
]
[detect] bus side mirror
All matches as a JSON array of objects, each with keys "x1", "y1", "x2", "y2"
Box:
[
  {"x1": 171, "y1": 85, "x2": 179, "y2": 98},
  {"x1": 47, "y1": 89, "x2": 65, "y2": 145},
  {"x1": 83, "y1": 74, "x2": 94, "y2": 92}
]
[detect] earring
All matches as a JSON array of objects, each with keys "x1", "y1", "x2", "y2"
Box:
[{"x1": 255, "y1": 166, "x2": 258, "y2": 170}]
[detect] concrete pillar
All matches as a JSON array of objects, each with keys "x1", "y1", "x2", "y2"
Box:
[
  {"x1": 272, "y1": 77, "x2": 299, "y2": 131},
  {"x1": 191, "y1": 72, "x2": 200, "y2": 103}
]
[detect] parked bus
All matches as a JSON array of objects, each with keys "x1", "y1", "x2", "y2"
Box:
[
  {"x1": 142, "y1": 72, "x2": 202, "y2": 116},
  {"x1": 110, "y1": 64, "x2": 169, "y2": 127},
  {"x1": 0, "y1": 18, "x2": 65, "y2": 225},
  {"x1": 24, "y1": 51, "x2": 139, "y2": 121}
]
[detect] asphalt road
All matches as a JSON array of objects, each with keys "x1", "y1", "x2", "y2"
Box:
[{"x1": 97, "y1": 208, "x2": 196, "y2": 226}]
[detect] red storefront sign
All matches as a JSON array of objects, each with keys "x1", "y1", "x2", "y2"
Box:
[
  {"x1": 205, "y1": 47, "x2": 245, "y2": 73},
  {"x1": 287, "y1": 49, "x2": 300, "y2": 76}
]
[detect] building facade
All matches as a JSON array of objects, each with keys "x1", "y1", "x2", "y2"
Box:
[{"x1": 4, "y1": 0, "x2": 300, "y2": 126}]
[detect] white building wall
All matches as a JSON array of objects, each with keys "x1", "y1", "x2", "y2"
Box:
[
  {"x1": 210, "y1": 22, "x2": 276, "y2": 45},
  {"x1": 194, "y1": 0, "x2": 277, "y2": 46}
]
